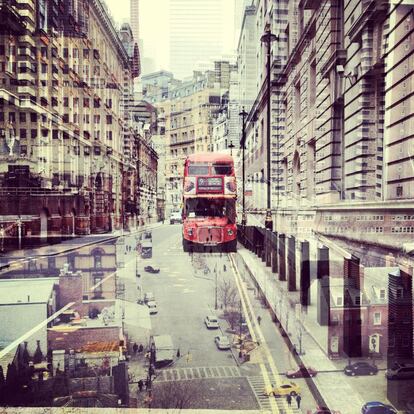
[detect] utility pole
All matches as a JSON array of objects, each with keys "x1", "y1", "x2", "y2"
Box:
[
  {"x1": 214, "y1": 266, "x2": 218, "y2": 310},
  {"x1": 260, "y1": 25, "x2": 278, "y2": 231},
  {"x1": 239, "y1": 299, "x2": 243, "y2": 358},
  {"x1": 239, "y1": 107, "x2": 248, "y2": 226},
  {"x1": 145, "y1": 342, "x2": 156, "y2": 408}
]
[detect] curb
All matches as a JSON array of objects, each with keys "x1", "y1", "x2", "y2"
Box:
[{"x1": 234, "y1": 248, "x2": 330, "y2": 410}]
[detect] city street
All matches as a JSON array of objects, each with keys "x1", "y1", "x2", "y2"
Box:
[{"x1": 133, "y1": 223, "x2": 318, "y2": 412}]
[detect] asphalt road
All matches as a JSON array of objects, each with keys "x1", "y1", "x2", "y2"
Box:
[{"x1": 137, "y1": 223, "x2": 237, "y2": 369}]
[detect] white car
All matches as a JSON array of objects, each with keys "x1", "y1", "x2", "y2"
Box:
[
  {"x1": 215, "y1": 335, "x2": 231, "y2": 350},
  {"x1": 147, "y1": 300, "x2": 158, "y2": 315},
  {"x1": 170, "y1": 211, "x2": 182, "y2": 224},
  {"x1": 204, "y1": 315, "x2": 219, "y2": 329}
]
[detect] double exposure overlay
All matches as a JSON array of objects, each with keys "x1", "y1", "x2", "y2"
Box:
[{"x1": 0, "y1": 1, "x2": 413, "y2": 413}]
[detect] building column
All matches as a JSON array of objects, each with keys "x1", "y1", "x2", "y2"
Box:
[
  {"x1": 343, "y1": 255, "x2": 362, "y2": 357},
  {"x1": 300, "y1": 241, "x2": 310, "y2": 307},
  {"x1": 271, "y1": 231, "x2": 278, "y2": 274},
  {"x1": 278, "y1": 234, "x2": 286, "y2": 281},
  {"x1": 317, "y1": 246, "x2": 330, "y2": 326},
  {"x1": 287, "y1": 235, "x2": 296, "y2": 291}
]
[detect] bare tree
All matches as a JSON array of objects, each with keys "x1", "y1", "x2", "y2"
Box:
[
  {"x1": 226, "y1": 310, "x2": 242, "y2": 331},
  {"x1": 151, "y1": 381, "x2": 192, "y2": 409},
  {"x1": 218, "y1": 279, "x2": 238, "y2": 311}
]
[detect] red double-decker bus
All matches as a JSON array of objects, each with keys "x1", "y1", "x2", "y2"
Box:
[{"x1": 182, "y1": 152, "x2": 237, "y2": 252}]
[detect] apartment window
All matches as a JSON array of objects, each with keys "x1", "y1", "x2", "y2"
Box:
[
  {"x1": 20, "y1": 145, "x2": 27, "y2": 156},
  {"x1": 20, "y1": 129, "x2": 27, "y2": 139},
  {"x1": 83, "y1": 49, "x2": 89, "y2": 59},
  {"x1": 106, "y1": 115, "x2": 112, "y2": 124},
  {"x1": 373, "y1": 312, "x2": 381, "y2": 325},
  {"x1": 48, "y1": 256, "x2": 56, "y2": 269},
  {"x1": 355, "y1": 296, "x2": 361, "y2": 305},
  {"x1": 73, "y1": 48, "x2": 78, "y2": 58},
  {"x1": 294, "y1": 81, "x2": 301, "y2": 121},
  {"x1": 83, "y1": 98, "x2": 90, "y2": 108},
  {"x1": 396, "y1": 288, "x2": 403, "y2": 299},
  {"x1": 396, "y1": 186, "x2": 403, "y2": 197},
  {"x1": 336, "y1": 297, "x2": 343, "y2": 306},
  {"x1": 309, "y1": 60, "x2": 316, "y2": 107},
  {"x1": 107, "y1": 131, "x2": 113, "y2": 141},
  {"x1": 31, "y1": 129, "x2": 37, "y2": 139}
]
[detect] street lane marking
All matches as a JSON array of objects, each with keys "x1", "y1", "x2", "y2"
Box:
[{"x1": 229, "y1": 253, "x2": 296, "y2": 414}]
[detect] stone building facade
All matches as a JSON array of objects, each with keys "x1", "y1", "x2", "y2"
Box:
[
  {"x1": 163, "y1": 72, "x2": 221, "y2": 216},
  {"x1": 0, "y1": 0, "x2": 140, "y2": 246}
]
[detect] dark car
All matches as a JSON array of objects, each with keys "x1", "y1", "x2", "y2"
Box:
[
  {"x1": 314, "y1": 408, "x2": 332, "y2": 414},
  {"x1": 344, "y1": 362, "x2": 378, "y2": 376},
  {"x1": 144, "y1": 265, "x2": 160, "y2": 274},
  {"x1": 361, "y1": 401, "x2": 396, "y2": 414},
  {"x1": 286, "y1": 365, "x2": 317, "y2": 378}
]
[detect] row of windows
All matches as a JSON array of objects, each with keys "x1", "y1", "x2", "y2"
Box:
[
  {"x1": 391, "y1": 227, "x2": 414, "y2": 233},
  {"x1": 392, "y1": 215, "x2": 414, "y2": 221}
]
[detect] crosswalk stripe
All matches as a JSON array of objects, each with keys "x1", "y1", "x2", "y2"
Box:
[
  {"x1": 154, "y1": 365, "x2": 242, "y2": 383},
  {"x1": 247, "y1": 376, "x2": 301, "y2": 413}
]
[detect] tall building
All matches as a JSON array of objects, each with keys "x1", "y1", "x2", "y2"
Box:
[
  {"x1": 163, "y1": 71, "x2": 221, "y2": 215},
  {"x1": 130, "y1": 0, "x2": 140, "y2": 45},
  {"x1": 0, "y1": 0, "x2": 134, "y2": 244},
  {"x1": 169, "y1": 0, "x2": 226, "y2": 79}
]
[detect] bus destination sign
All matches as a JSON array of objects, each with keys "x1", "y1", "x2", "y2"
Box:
[{"x1": 197, "y1": 177, "x2": 223, "y2": 192}]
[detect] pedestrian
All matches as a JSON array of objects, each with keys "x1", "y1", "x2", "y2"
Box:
[
  {"x1": 176, "y1": 348, "x2": 181, "y2": 358},
  {"x1": 133, "y1": 343, "x2": 138, "y2": 355},
  {"x1": 286, "y1": 394, "x2": 292, "y2": 406},
  {"x1": 257, "y1": 315, "x2": 262, "y2": 325},
  {"x1": 296, "y1": 394, "x2": 301, "y2": 408},
  {"x1": 137, "y1": 379, "x2": 144, "y2": 392},
  {"x1": 138, "y1": 344, "x2": 144, "y2": 353}
]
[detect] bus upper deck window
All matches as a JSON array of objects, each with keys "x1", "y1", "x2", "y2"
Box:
[
  {"x1": 212, "y1": 164, "x2": 232, "y2": 175},
  {"x1": 188, "y1": 164, "x2": 209, "y2": 175}
]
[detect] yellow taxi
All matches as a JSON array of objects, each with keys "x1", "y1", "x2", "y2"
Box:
[{"x1": 263, "y1": 381, "x2": 301, "y2": 397}]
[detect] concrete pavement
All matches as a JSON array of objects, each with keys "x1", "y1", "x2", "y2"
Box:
[{"x1": 234, "y1": 245, "x2": 391, "y2": 414}]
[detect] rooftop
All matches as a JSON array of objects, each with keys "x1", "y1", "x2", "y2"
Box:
[{"x1": 0, "y1": 278, "x2": 58, "y2": 305}]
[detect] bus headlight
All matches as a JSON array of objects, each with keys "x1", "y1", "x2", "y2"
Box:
[{"x1": 227, "y1": 229, "x2": 234, "y2": 236}]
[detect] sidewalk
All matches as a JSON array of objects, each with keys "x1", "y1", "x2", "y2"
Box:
[{"x1": 234, "y1": 246, "x2": 367, "y2": 414}]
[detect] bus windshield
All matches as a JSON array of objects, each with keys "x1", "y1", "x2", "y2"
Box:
[
  {"x1": 211, "y1": 164, "x2": 232, "y2": 175},
  {"x1": 185, "y1": 198, "x2": 235, "y2": 222},
  {"x1": 188, "y1": 164, "x2": 209, "y2": 175}
]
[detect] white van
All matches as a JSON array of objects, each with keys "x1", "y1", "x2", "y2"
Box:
[{"x1": 147, "y1": 300, "x2": 158, "y2": 315}]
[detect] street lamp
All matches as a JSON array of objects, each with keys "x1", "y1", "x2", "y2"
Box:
[
  {"x1": 239, "y1": 107, "x2": 248, "y2": 226},
  {"x1": 260, "y1": 24, "x2": 278, "y2": 231}
]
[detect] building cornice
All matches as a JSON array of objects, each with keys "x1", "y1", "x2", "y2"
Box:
[{"x1": 91, "y1": 0, "x2": 129, "y2": 67}]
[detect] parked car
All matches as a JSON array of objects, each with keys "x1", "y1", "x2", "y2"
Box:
[
  {"x1": 143, "y1": 292, "x2": 155, "y2": 303},
  {"x1": 344, "y1": 362, "x2": 378, "y2": 376},
  {"x1": 146, "y1": 300, "x2": 158, "y2": 315},
  {"x1": 214, "y1": 336, "x2": 231, "y2": 350},
  {"x1": 204, "y1": 315, "x2": 219, "y2": 329},
  {"x1": 405, "y1": 400, "x2": 414, "y2": 413},
  {"x1": 313, "y1": 407, "x2": 332, "y2": 414},
  {"x1": 263, "y1": 381, "x2": 300, "y2": 397},
  {"x1": 361, "y1": 401, "x2": 396, "y2": 414},
  {"x1": 286, "y1": 365, "x2": 317, "y2": 378},
  {"x1": 170, "y1": 211, "x2": 182, "y2": 224},
  {"x1": 385, "y1": 362, "x2": 414, "y2": 380},
  {"x1": 144, "y1": 265, "x2": 160, "y2": 274}
]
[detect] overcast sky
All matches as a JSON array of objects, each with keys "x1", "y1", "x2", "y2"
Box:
[{"x1": 105, "y1": 0, "x2": 237, "y2": 74}]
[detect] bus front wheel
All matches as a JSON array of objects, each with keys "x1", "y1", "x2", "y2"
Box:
[{"x1": 182, "y1": 239, "x2": 189, "y2": 252}]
